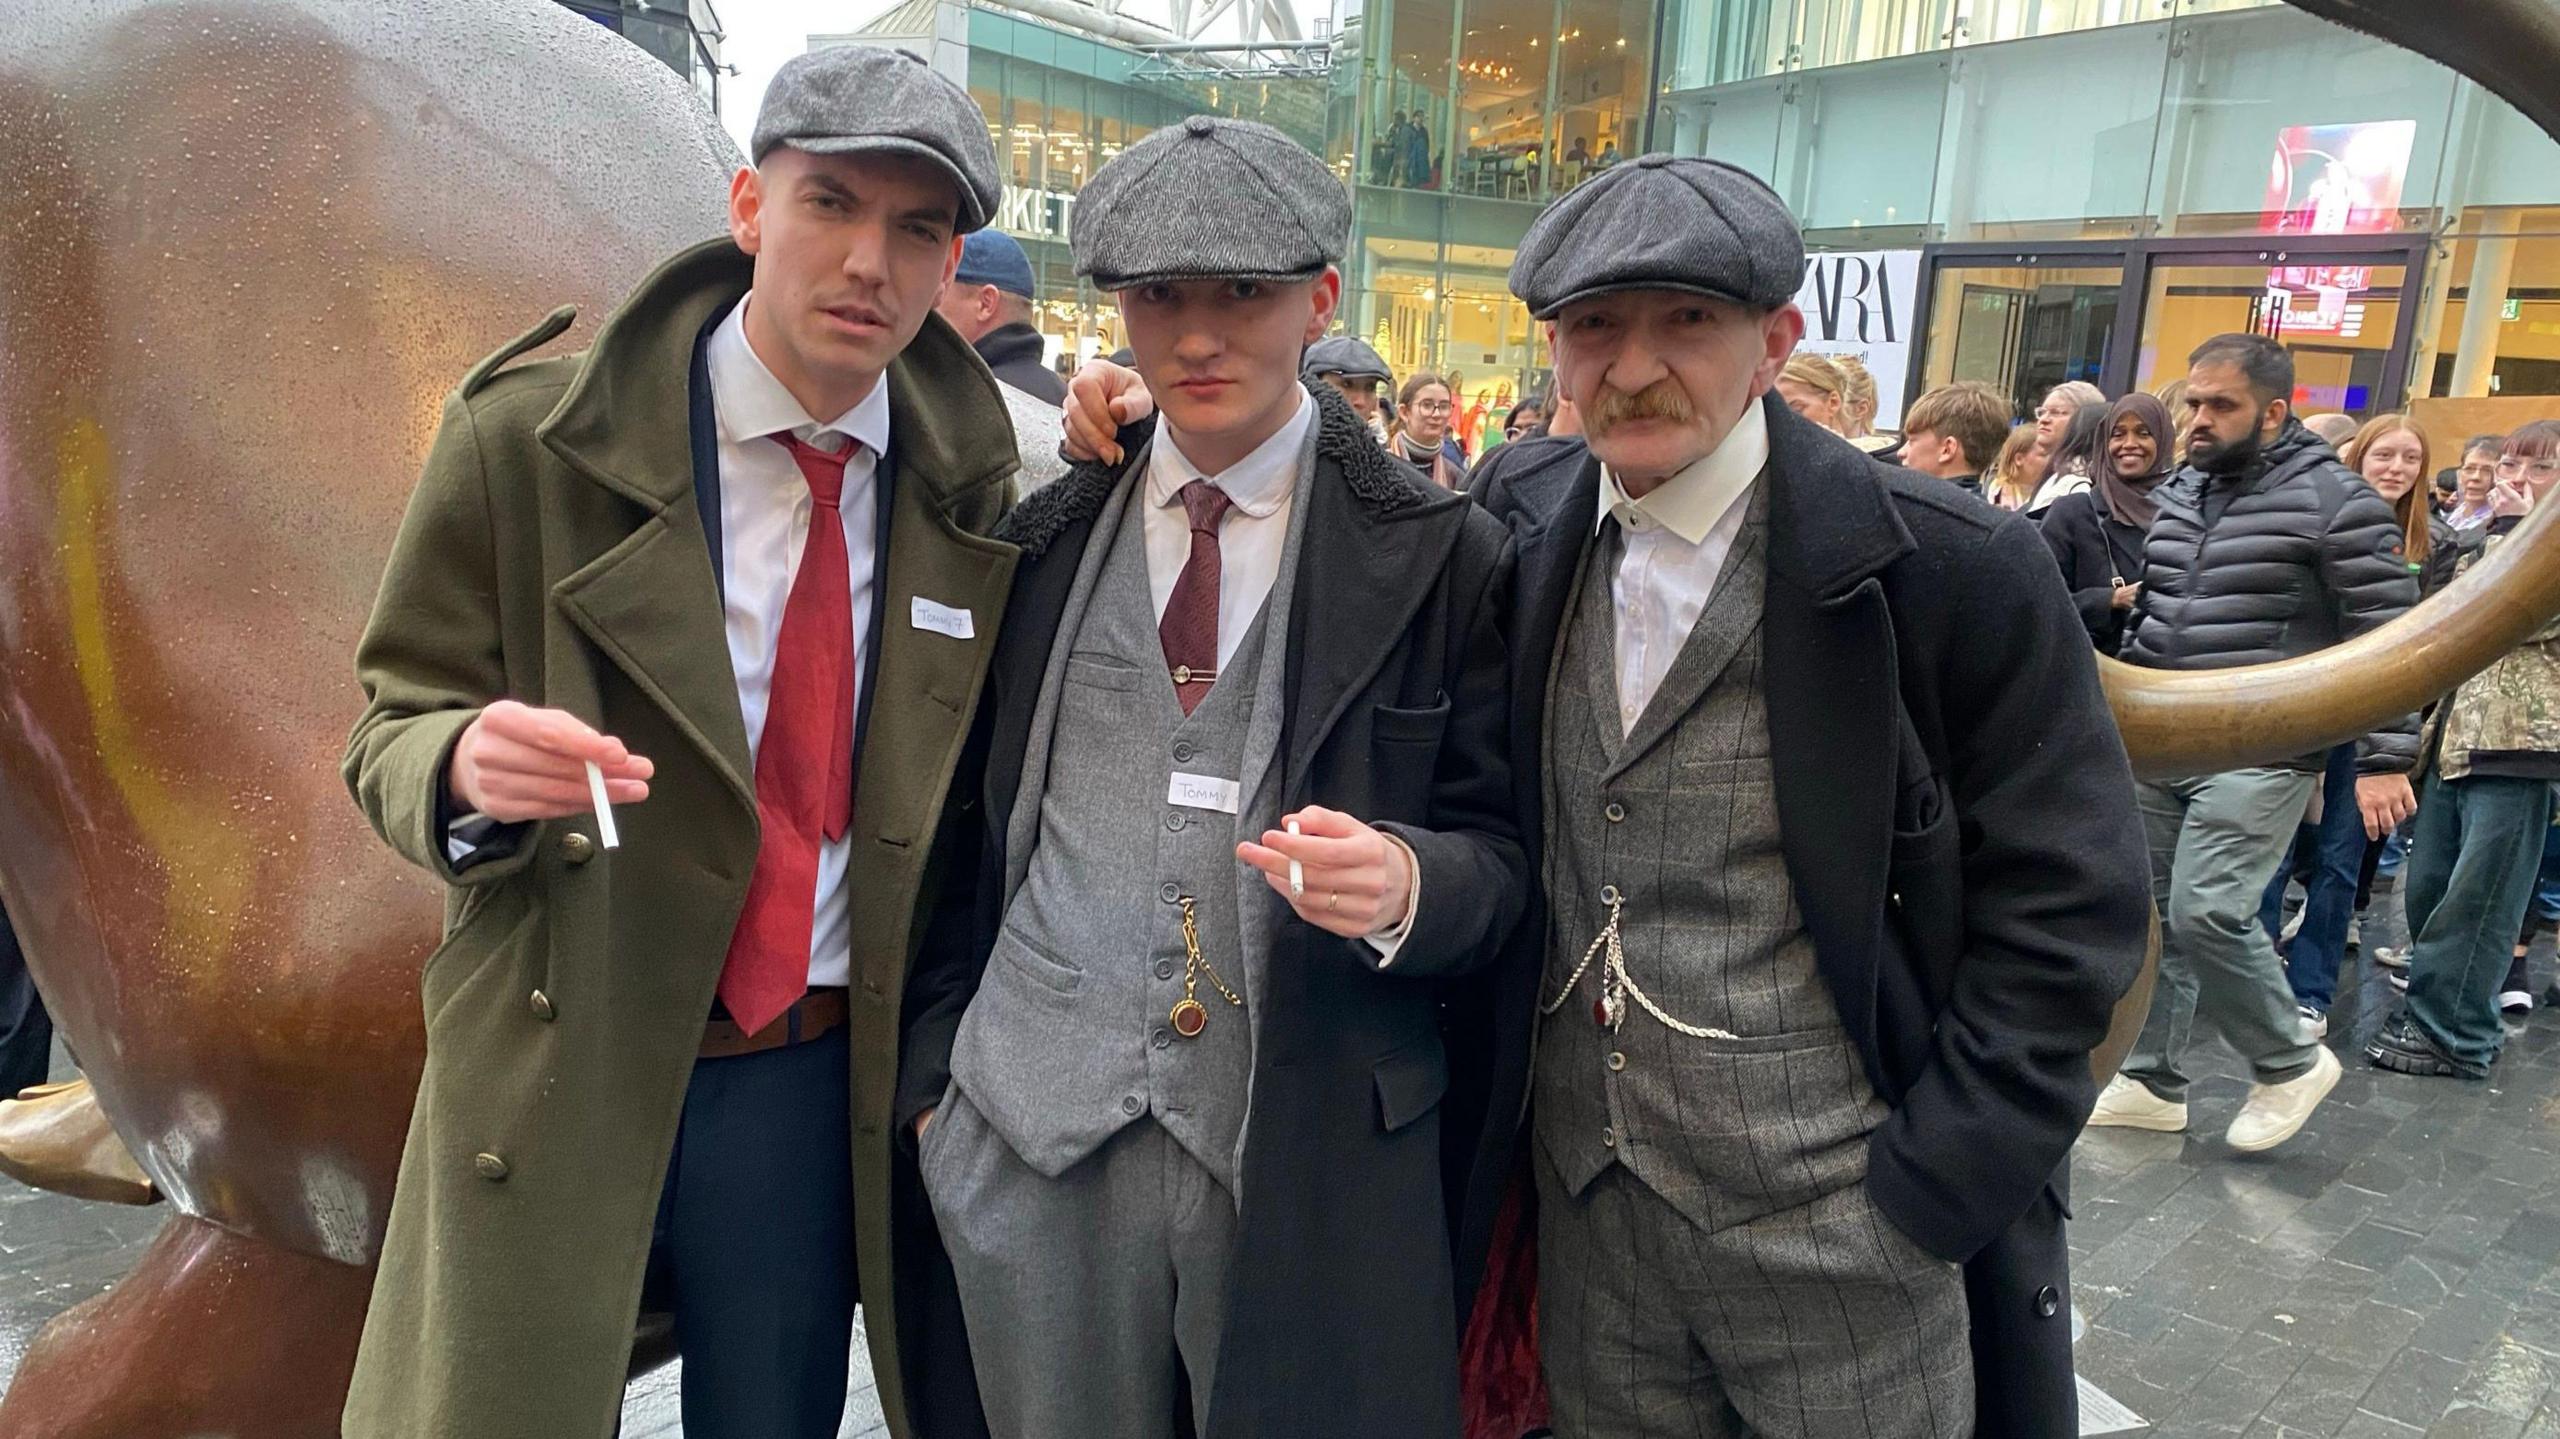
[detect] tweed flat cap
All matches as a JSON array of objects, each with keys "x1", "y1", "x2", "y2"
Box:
[
  {"x1": 1073, "y1": 115, "x2": 1350, "y2": 290},
  {"x1": 1509, "y1": 155, "x2": 1803, "y2": 319},
  {"x1": 752, "y1": 47, "x2": 1002, "y2": 233},
  {"x1": 1301, "y1": 334, "x2": 1393, "y2": 383}
]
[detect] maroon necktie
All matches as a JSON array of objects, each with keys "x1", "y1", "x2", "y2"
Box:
[
  {"x1": 1159, "y1": 480, "x2": 1233, "y2": 715},
  {"x1": 718, "y1": 433, "x2": 859, "y2": 1036}
]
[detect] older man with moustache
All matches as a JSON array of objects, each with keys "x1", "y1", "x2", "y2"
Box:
[{"x1": 1465, "y1": 156, "x2": 2151, "y2": 1437}]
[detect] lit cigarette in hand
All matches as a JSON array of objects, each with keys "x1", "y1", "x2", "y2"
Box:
[
  {"x1": 584, "y1": 760, "x2": 621, "y2": 850},
  {"x1": 1285, "y1": 817, "x2": 1303, "y2": 897}
]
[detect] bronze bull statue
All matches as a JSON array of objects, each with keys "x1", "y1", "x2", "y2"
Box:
[{"x1": 0, "y1": 0, "x2": 2548, "y2": 1434}]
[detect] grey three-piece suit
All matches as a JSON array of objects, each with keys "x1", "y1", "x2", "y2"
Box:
[
  {"x1": 1535, "y1": 488, "x2": 1976, "y2": 1439},
  {"x1": 922, "y1": 431, "x2": 1311, "y2": 1438}
]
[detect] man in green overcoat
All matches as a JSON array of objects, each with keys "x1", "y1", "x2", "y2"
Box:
[{"x1": 340, "y1": 47, "x2": 1014, "y2": 1439}]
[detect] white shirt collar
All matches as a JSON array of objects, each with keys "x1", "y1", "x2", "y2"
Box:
[
  {"x1": 1147, "y1": 387, "x2": 1316, "y2": 520},
  {"x1": 1595, "y1": 398, "x2": 1769, "y2": 543},
  {"x1": 706, "y1": 296, "x2": 891, "y2": 456}
]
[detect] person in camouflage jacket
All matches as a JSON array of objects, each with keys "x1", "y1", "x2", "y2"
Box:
[{"x1": 2372, "y1": 421, "x2": 2560, "y2": 1080}]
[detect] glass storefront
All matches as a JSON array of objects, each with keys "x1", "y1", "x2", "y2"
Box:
[
  {"x1": 1659, "y1": 0, "x2": 2560, "y2": 422},
  {"x1": 923, "y1": 0, "x2": 1664, "y2": 429}
]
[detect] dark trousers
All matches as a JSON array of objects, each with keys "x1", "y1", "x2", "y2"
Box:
[
  {"x1": 2259, "y1": 743, "x2": 2365, "y2": 1013},
  {"x1": 644, "y1": 1026, "x2": 858, "y2": 1439},
  {"x1": 0, "y1": 904, "x2": 54, "y2": 1097},
  {"x1": 2405, "y1": 773, "x2": 2555, "y2": 1076}
]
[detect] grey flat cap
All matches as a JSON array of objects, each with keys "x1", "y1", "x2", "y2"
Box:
[
  {"x1": 1509, "y1": 155, "x2": 1803, "y2": 319},
  {"x1": 1301, "y1": 334, "x2": 1392, "y2": 383},
  {"x1": 752, "y1": 47, "x2": 1002, "y2": 232},
  {"x1": 1073, "y1": 115, "x2": 1349, "y2": 289}
]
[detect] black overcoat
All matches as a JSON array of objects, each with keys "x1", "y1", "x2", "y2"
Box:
[
  {"x1": 900, "y1": 382, "x2": 1528, "y2": 1439},
  {"x1": 1467, "y1": 392, "x2": 2153, "y2": 1435}
]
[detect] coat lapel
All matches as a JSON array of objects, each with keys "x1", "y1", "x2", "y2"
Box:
[
  {"x1": 546, "y1": 241, "x2": 759, "y2": 811},
  {"x1": 1758, "y1": 394, "x2": 1915, "y2": 1074},
  {"x1": 1282, "y1": 386, "x2": 1469, "y2": 786}
]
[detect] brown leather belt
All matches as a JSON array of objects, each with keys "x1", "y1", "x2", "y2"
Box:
[{"x1": 700, "y1": 987, "x2": 849, "y2": 1059}]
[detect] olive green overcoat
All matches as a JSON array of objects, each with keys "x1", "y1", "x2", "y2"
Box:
[{"x1": 340, "y1": 238, "x2": 1017, "y2": 1438}]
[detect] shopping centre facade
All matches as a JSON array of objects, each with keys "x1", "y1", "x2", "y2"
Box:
[{"x1": 826, "y1": 0, "x2": 2560, "y2": 433}]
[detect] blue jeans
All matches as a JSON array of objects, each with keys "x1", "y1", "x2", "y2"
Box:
[
  {"x1": 2260, "y1": 743, "x2": 2364, "y2": 1014},
  {"x1": 2403, "y1": 773, "x2": 2556, "y2": 1076}
]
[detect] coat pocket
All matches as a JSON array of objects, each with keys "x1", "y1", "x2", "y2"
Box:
[
  {"x1": 421, "y1": 890, "x2": 541, "y2": 1037},
  {"x1": 1373, "y1": 1034, "x2": 1449, "y2": 1132}
]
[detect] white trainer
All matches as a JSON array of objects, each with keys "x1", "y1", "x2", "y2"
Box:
[
  {"x1": 2227, "y1": 1044, "x2": 2342, "y2": 1153},
  {"x1": 2088, "y1": 1075, "x2": 2188, "y2": 1132}
]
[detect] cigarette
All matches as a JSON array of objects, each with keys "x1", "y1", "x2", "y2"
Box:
[
  {"x1": 1286, "y1": 818, "x2": 1304, "y2": 898},
  {"x1": 584, "y1": 760, "x2": 621, "y2": 850}
]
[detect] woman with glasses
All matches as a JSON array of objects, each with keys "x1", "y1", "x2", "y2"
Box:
[
  {"x1": 1391, "y1": 370, "x2": 1466, "y2": 488},
  {"x1": 2448, "y1": 434, "x2": 2504, "y2": 532},
  {"x1": 2034, "y1": 380, "x2": 2107, "y2": 451},
  {"x1": 2372, "y1": 420, "x2": 2560, "y2": 1081}
]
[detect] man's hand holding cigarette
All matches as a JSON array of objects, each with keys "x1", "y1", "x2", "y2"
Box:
[{"x1": 448, "y1": 699, "x2": 653, "y2": 823}]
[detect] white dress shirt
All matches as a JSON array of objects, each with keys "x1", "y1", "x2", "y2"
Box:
[
  {"x1": 1144, "y1": 390, "x2": 1415, "y2": 957},
  {"x1": 705, "y1": 296, "x2": 888, "y2": 990},
  {"x1": 1596, "y1": 399, "x2": 1768, "y2": 734},
  {"x1": 1143, "y1": 387, "x2": 1314, "y2": 669}
]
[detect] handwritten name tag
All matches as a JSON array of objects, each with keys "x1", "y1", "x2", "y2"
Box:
[
  {"x1": 910, "y1": 597, "x2": 975, "y2": 640},
  {"x1": 1167, "y1": 772, "x2": 1242, "y2": 815}
]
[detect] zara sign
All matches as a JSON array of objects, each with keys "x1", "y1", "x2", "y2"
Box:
[{"x1": 1792, "y1": 249, "x2": 1923, "y2": 428}]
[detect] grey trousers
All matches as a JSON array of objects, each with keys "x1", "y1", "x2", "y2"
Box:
[
  {"x1": 2124, "y1": 767, "x2": 2323, "y2": 1101},
  {"x1": 1536, "y1": 1151, "x2": 1974, "y2": 1439},
  {"x1": 921, "y1": 1090, "x2": 1236, "y2": 1439}
]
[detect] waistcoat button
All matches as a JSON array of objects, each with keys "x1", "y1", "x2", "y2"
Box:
[
  {"x1": 1155, "y1": 959, "x2": 1176, "y2": 980},
  {"x1": 1160, "y1": 883, "x2": 1180, "y2": 903},
  {"x1": 1173, "y1": 740, "x2": 1195, "y2": 762},
  {"x1": 1165, "y1": 812, "x2": 1186, "y2": 832},
  {"x1": 1604, "y1": 802, "x2": 1627, "y2": 823},
  {"x1": 1153, "y1": 1029, "x2": 1171, "y2": 1050},
  {"x1": 1122, "y1": 1095, "x2": 1143, "y2": 1116},
  {"x1": 1600, "y1": 884, "x2": 1620, "y2": 904},
  {"x1": 1606, "y1": 1051, "x2": 1626, "y2": 1071},
  {"x1": 1600, "y1": 1126, "x2": 1616, "y2": 1149}
]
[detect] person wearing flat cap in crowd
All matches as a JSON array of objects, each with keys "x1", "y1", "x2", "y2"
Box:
[
  {"x1": 1302, "y1": 332, "x2": 1396, "y2": 443},
  {"x1": 1460, "y1": 154, "x2": 2151, "y2": 1438},
  {"x1": 937, "y1": 228, "x2": 1067, "y2": 405},
  {"x1": 341, "y1": 46, "x2": 1017, "y2": 1439},
  {"x1": 898, "y1": 114, "x2": 1526, "y2": 1439}
]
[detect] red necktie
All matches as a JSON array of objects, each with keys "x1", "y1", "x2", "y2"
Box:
[
  {"x1": 718, "y1": 433, "x2": 859, "y2": 1036},
  {"x1": 1159, "y1": 480, "x2": 1232, "y2": 716}
]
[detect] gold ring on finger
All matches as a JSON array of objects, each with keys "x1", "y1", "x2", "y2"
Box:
[{"x1": 1327, "y1": 891, "x2": 1341, "y2": 914}]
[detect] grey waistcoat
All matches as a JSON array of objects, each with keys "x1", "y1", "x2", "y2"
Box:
[
  {"x1": 1533, "y1": 487, "x2": 1889, "y2": 1235},
  {"x1": 948, "y1": 431, "x2": 1313, "y2": 1193}
]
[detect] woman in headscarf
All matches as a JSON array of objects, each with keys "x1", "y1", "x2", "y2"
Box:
[{"x1": 2038, "y1": 392, "x2": 2173, "y2": 653}]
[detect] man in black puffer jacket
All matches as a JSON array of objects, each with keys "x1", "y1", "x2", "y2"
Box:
[{"x1": 2091, "y1": 332, "x2": 2419, "y2": 1154}]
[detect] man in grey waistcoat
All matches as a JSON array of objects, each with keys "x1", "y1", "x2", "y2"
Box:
[
  {"x1": 898, "y1": 115, "x2": 1526, "y2": 1439},
  {"x1": 1465, "y1": 157, "x2": 2153, "y2": 1437}
]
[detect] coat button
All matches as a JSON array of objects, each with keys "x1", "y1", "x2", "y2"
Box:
[
  {"x1": 527, "y1": 990, "x2": 556, "y2": 1022},
  {"x1": 473, "y1": 1152, "x2": 510, "y2": 1182},
  {"x1": 2035, "y1": 1285, "x2": 2061, "y2": 1318},
  {"x1": 1604, "y1": 802, "x2": 1627, "y2": 823},
  {"x1": 1155, "y1": 959, "x2": 1176, "y2": 980},
  {"x1": 561, "y1": 832, "x2": 595, "y2": 865},
  {"x1": 1121, "y1": 1095, "x2": 1143, "y2": 1116}
]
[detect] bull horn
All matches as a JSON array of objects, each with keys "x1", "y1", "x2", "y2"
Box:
[{"x1": 2107, "y1": 0, "x2": 2560, "y2": 778}]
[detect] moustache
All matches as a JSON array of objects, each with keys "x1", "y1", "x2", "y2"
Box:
[{"x1": 1591, "y1": 383, "x2": 1695, "y2": 433}]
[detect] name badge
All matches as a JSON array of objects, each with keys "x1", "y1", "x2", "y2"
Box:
[
  {"x1": 910, "y1": 597, "x2": 975, "y2": 640},
  {"x1": 1167, "y1": 772, "x2": 1242, "y2": 815}
]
